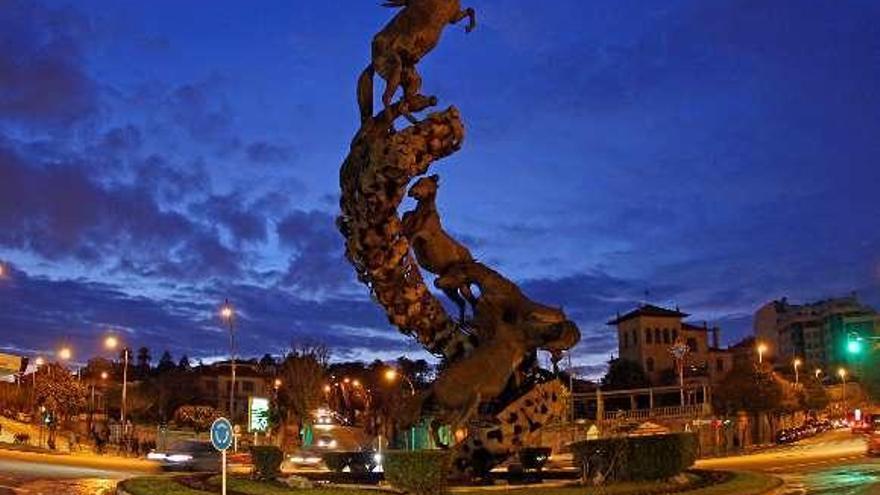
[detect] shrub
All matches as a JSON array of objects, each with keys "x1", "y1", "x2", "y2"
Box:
[
  {"x1": 384, "y1": 450, "x2": 451, "y2": 495},
  {"x1": 251, "y1": 446, "x2": 284, "y2": 480},
  {"x1": 571, "y1": 432, "x2": 697, "y2": 482}
]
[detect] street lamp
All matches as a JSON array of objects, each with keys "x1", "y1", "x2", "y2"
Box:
[
  {"x1": 384, "y1": 368, "x2": 416, "y2": 450},
  {"x1": 274, "y1": 379, "x2": 282, "y2": 390},
  {"x1": 384, "y1": 368, "x2": 415, "y2": 396},
  {"x1": 838, "y1": 367, "x2": 848, "y2": 412},
  {"x1": 58, "y1": 347, "x2": 72, "y2": 361},
  {"x1": 105, "y1": 335, "x2": 130, "y2": 425},
  {"x1": 220, "y1": 300, "x2": 237, "y2": 421},
  {"x1": 756, "y1": 342, "x2": 768, "y2": 364},
  {"x1": 793, "y1": 358, "x2": 802, "y2": 384},
  {"x1": 815, "y1": 368, "x2": 822, "y2": 379}
]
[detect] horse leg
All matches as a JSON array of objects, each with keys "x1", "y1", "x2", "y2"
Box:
[
  {"x1": 442, "y1": 287, "x2": 468, "y2": 323},
  {"x1": 453, "y1": 8, "x2": 477, "y2": 33},
  {"x1": 380, "y1": 53, "x2": 403, "y2": 112},
  {"x1": 460, "y1": 283, "x2": 478, "y2": 314},
  {"x1": 398, "y1": 65, "x2": 426, "y2": 124}
]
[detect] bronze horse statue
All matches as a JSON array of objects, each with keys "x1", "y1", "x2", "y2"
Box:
[
  {"x1": 402, "y1": 175, "x2": 476, "y2": 322},
  {"x1": 358, "y1": 0, "x2": 476, "y2": 123}
]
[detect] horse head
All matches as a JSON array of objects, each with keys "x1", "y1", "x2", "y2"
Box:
[{"x1": 408, "y1": 174, "x2": 440, "y2": 201}]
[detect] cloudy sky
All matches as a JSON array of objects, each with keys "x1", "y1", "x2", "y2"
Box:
[{"x1": 1, "y1": 0, "x2": 878, "y2": 376}]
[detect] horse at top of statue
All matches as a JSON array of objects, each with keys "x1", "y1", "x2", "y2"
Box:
[{"x1": 357, "y1": 0, "x2": 476, "y2": 123}]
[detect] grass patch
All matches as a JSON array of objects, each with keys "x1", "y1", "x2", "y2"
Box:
[
  {"x1": 121, "y1": 476, "x2": 211, "y2": 495},
  {"x1": 684, "y1": 471, "x2": 781, "y2": 495},
  {"x1": 122, "y1": 471, "x2": 780, "y2": 495},
  {"x1": 453, "y1": 471, "x2": 779, "y2": 495},
  {"x1": 207, "y1": 475, "x2": 379, "y2": 495}
]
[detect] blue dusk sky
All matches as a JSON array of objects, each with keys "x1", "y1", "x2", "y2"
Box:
[{"x1": 1, "y1": 0, "x2": 878, "y2": 376}]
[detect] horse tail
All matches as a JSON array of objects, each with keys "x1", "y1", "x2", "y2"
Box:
[{"x1": 357, "y1": 64, "x2": 375, "y2": 123}]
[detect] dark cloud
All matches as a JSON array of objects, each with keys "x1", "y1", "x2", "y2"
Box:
[
  {"x1": 191, "y1": 193, "x2": 268, "y2": 245},
  {"x1": 276, "y1": 210, "x2": 356, "y2": 294},
  {"x1": 0, "y1": 264, "x2": 407, "y2": 363},
  {"x1": 0, "y1": 142, "x2": 240, "y2": 279},
  {"x1": 246, "y1": 141, "x2": 294, "y2": 164},
  {"x1": 0, "y1": 1, "x2": 96, "y2": 125}
]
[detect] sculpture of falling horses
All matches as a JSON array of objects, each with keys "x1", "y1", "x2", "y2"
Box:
[
  {"x1": 339, "y1": 1, "x2": 582, "y2": 479},
  {"x1": 357, "y1": 0, "x2": 476, "y2": 123}
]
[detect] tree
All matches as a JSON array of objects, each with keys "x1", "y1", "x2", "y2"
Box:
[
  {"x1": 601, "y1": 358, "x2": 651, "y2": 391},
  {"x1": 136, "y1": 347, "x2": 152, "y2": 377},
  {"x1": 34, "y1": 363, "x2": 86, "y2": 449},
  {"x1": 277, "y1": 343, "x2": 329, "y2": 446},
  {"x1": 156, "y1": 351, "x2": 176, "y2": 375},
  {"x1": 177, "y1": 355, "x2": 192, "y2": 372},
  {"x1": 174, "y1": 405, "x2": 220, "y2": 437},
  {"x1": 259, "y1": 353, "x2": 276, "y2": 370},
  {"x1": 801, "y1": 376, "x2": 830, "y2": 412},
  {"x1": 713, "y1": 361, "x2": 783, "y2": 414}
]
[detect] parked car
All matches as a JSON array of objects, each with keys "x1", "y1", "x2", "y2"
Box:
[
  {"x1": 776, "y1": 428, "x2": 798, "y2": 444},
  {"x1": 147, "y1": 441, "x2": 220, "y2": 472}
]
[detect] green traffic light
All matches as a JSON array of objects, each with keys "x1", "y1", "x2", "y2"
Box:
[{"x1": 847, "y1": 339, "x2": 862, "y2": 354}]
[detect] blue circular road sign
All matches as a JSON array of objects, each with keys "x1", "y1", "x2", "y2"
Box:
[{"x1": 210, "y1": 417, "x2": 234, "y2": 451}]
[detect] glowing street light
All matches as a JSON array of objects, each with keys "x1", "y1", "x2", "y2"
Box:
[
  {"x1": 793, "y1": 358, "x2": 802, "y2": 384},
  {"x1": 384, "y1": 368, "x2": 415, "y2": 396},
  {"x1": 323, "y1": 384, "x2": 331, "y2": 393},
  {"x1": 34, "y1": 357, "x2": 45, "y2": 367},
  {"x1": 105, "y1": 334, "x2": 130, "y2": 424},
  {"x1": 274, "y1": 379, "x2": 282, "y2": 390},
  {"x1": 101, "y1": 371, "x2": 109, "y2": 380},
  {"x1": 839, "y1": 367, "x2": 848, "y2": 410},
  {"x1": 58, "y1": 347, "x2": 72, "y2": 361},
  {"x1": 815, "y1": 368, "x2": 822, "y2": 379},
  {"x1": 756, "y1": 342, "x2": 768, "y2": 364},
  {"x1": 352, "y1": 379, "x2": 362, "y2": 388}
]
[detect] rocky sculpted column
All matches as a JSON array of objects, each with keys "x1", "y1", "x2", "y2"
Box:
[{"x1": 337, "y1": 0, "x2": 581, "y2": 478}]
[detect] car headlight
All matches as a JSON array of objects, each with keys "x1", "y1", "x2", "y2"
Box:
[
  {"x1": 167, "y1": 454, "x2": 193, "y2": 463},
  {"x1": 147, "y1": 452, "x2": 167, "y2": 460}
]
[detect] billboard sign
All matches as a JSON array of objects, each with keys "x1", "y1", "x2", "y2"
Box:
[
  {"x1": 0, "y1": 353, "x2": 23, "y2": 377},
  {"x1": 248, "y1": 397, "x2": 270, "y2": 433}
]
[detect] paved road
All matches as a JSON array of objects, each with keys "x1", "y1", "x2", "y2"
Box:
[
  {"x1": 698, "y1": 429, "x2": 880, "y2": 495},
  {"x1": 0, "y1": 458, "x2": 132, "y2": 494}
]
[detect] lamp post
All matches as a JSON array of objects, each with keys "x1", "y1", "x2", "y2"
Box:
[
  {"x1": 104, "y1": 335, "x2": 129, "y2": 425},
  {"x1": 385, "y1": 368, "x2": 416, "y2": 450},
  {"x1": 32, "y1": 357, "x2": 44, "y2": 410},
  {"x1": 221, "y1": 300, "x2": 237, "y2": 421},
  {"x1": 838, "y1": 368, "x2": 848, "y2": 413},
  {"x1": 669, "y1": 341, "x2": 690, "y2": 407},
  {"x1": 815, "y1": 368, "x2": 822, "y2": 379},
  {"x1": 757, "y1": 342, "x2": 768, "y2": 364},
  {"x1": 793, "y1": 358, "x2": 801, "y2": 385}
]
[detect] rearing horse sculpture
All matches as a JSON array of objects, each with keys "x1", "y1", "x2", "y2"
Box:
[{"x1": 357, "y1": 0, "x2": 476, "y2": 123}]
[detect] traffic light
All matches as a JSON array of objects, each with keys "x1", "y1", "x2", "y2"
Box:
[{"x1": 847, "y1": 337, "x2": 863, "y2": 354}]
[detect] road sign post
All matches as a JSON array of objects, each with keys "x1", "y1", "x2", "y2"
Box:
[{"x1": 211, "y1": 417, "x2": 234, "y2": 495}]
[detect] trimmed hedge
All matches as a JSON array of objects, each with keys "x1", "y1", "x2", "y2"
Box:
[
  {"x1": 571, "y1": 432, "x2": 697, "y2": 482},
  {"x1": 384, "y1": 450, "x2": 451, "y2": 495},
  {"x1": 251, "y1": 446, "x2": 284, "y2": 480}
]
